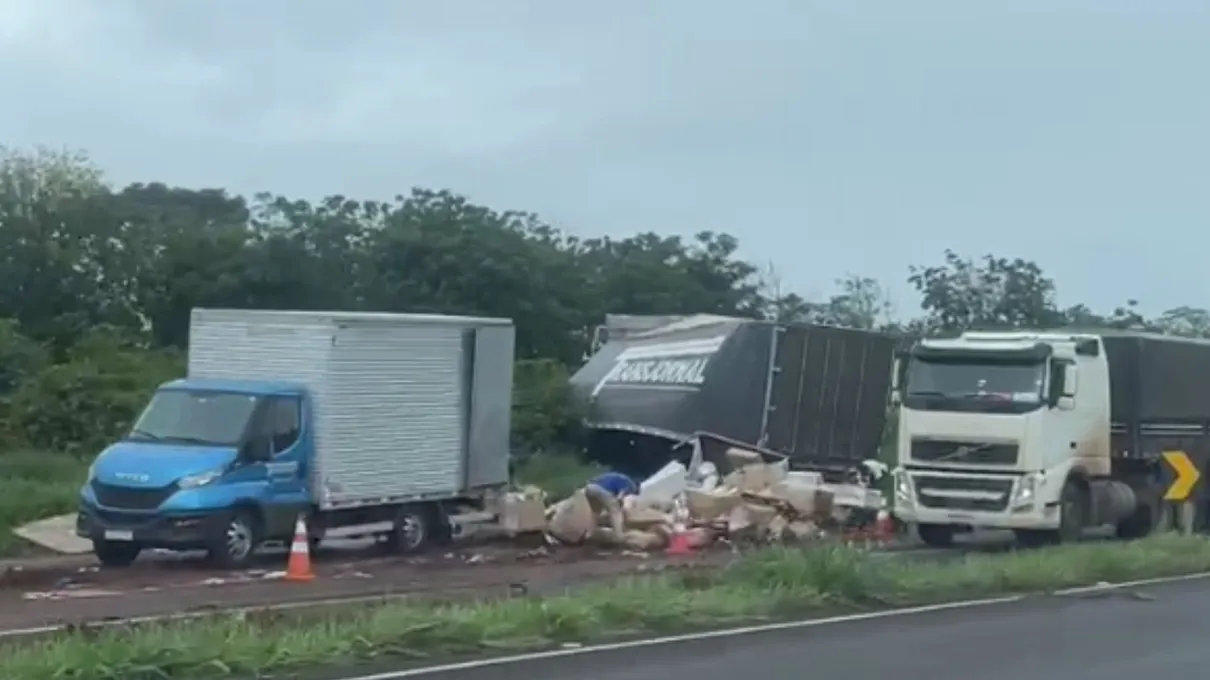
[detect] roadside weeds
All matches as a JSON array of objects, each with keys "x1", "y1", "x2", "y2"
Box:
[
  {"x1": 0, "y1": 452, "x2": 85, "y2": 557},
  {"x1": 5, "y1": 533, "x2": 1210, "y2": 680}
]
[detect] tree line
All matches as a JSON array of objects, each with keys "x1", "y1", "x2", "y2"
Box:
[{"x1": 1, "y1": 145, "x2": 1206, "y2": 456}]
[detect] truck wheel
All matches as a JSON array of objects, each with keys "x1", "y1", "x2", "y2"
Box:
[
  {"x1": 384, "y1": 504, "x2": 432, "y2": 555},
  {"x1": 1018, "y1": 480, "x2": 1087, "y2": 547},
  {"x1": 208, "y1": 509, "x2": 260, "y2": 569},
  {"x1": 1115, "y1": 500, "x2": 1159, "y2": 540},
  {"x1": 92, "y1": 539, "x2": 142, "y2": 568},
  {"x1": 1013, "y1": 529, "x2": 1054, "y2": 548},
  {"x1": 917, "y1": 523, "x2": 955, "y2": 548},
  {"x1": 1056, "y1": 479, "x2": 1087, "y2": 543}
]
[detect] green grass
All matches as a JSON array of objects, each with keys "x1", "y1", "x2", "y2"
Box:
[
  {"x1": 6, "y1": 534, "x2": 1210, "y2": 679},
  {"x1": 0, "y1": 451, "x2": 87, "y2": 556},
  {"x1": 512, "y1": 452, "x2": 605, "y2": 501}
]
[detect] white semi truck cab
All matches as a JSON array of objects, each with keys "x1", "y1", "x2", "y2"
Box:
[{"x1": 891, "y1": 330, "x2": 1210, "y2": 547}]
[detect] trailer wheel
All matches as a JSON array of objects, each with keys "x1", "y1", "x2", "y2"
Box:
[{"x1": 917, "y1": 523, "x2": 955, "y2": 548}]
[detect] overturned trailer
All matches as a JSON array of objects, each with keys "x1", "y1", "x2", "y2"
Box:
[{"x1": 570, "y1": 315, "x2": 898, "y2": 478}]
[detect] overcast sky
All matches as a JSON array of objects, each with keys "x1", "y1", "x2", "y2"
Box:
[{"x1": 1, "y1": 0, "x2": 1206, "y2": 316}]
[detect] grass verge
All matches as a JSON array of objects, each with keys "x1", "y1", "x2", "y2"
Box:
[
  {"x1": 6, "y1": 533, "x2": 1210, "y2": 679},
  {"x1": 512, "y1": 452, "x2": 605, "y2": 501},
  {"x1": 0, "y1": 451, "x2": 87, "y2": 557}
]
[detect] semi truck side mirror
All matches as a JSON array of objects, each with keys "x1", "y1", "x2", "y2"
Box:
[
  {"x1": 1048, "y1": 364, "x2": 1065, "y2": 406},
  {"x1": 890, "y1": 352, "x2": 909, "y2": 406},
  {"x1": 1061, "y1": 364, "x2": 1078, "y2": 397},
  {"x1": 890, "y1": 357, "x2": 903, "y2": 406},
  {"x1": 1048, "y1": 363, "x2": 1077, "y2": 410}
]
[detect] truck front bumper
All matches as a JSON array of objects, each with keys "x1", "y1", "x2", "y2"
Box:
[
  {"x1": 893, "y1": 504, "x2": 1060, "y2": 530},
  {"x1": 76, "y1": 504, "x2": 224, "y2": 550},
  {"x1": 891, "y1": 467, "x2": 1062, "y2": 531}
]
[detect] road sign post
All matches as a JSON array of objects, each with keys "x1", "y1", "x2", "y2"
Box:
[{"x1": 1162, "y1": 450, "x2": 1201, "y2": 535}]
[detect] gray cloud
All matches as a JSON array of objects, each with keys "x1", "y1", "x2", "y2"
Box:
[{"x1": 1, "y1": 0, "x2": 1207, "y2": 315}]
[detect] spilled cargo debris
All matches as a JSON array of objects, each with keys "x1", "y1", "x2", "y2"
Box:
[{"x1": 543, "y1": 433, "x2": 886, "y2": 553}]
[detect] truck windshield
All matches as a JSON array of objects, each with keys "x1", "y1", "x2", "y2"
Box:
[
  {"x1": 128, "y1": 390, "x2": 260, "y2": 447},
  {"x1": 905, "y1": 359, "x2": 1046, "y2": 411}
]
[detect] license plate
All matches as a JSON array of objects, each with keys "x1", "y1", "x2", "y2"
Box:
[{"x1": 104, "y1": 530, "x2": 134, "y2": 541}]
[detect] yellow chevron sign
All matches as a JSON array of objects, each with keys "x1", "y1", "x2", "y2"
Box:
[{"x1": 1163, "y1": 450, "x2": 1201, "y2": 502}]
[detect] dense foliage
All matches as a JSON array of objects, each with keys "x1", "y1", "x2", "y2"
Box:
[{"x1": 1, "y1": 145, "x2": 1207, "y2": 457}]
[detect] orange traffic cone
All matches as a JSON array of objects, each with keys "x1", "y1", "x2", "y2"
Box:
[
  {"x1": 285, "y1": 516, "x2": 315, "y2": 582},
  {"x1": 665, "y1": 496, "x2": 696, "y2": 556}
]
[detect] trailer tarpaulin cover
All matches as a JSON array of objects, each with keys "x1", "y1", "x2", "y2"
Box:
[
  {"x1": 570, "y1": 315, "x2": 747, "y2": 441},
  {"x1": 571, "y1": 315, "x2": 896, "y2": 468}
]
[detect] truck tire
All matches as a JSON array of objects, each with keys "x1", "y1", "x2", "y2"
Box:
[
  {"x1": 1115, "y1": 499, "x2": 1160, "y2": 540},
  {"x1": 384, "y1": 504, "x2": 434, "y2": 555},
  {"x1": 1016, "y1": 479, "x2": 1087, "y2": 547},
  {"x1": 208, "y1": 509, "x2": 260, "y2": 569},
  {"x1": 1056, "y1": 479, "x2": 1087, "y2": 543},
  {"x1": 917, "y1": 523, "x2": 955, "y2": 548},
  {"x1": 92, "y1": 539, "x2": 142, "y2": 568}
]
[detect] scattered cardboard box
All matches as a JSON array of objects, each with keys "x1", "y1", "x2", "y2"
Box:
[
  {"x1": 547, "y1": 489, "x2": 596, "y2": 545},
  {"x1": 499, "y1": 489, "x2": 547, "y2": 534}
]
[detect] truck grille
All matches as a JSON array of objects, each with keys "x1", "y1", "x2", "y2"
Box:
[
  {"x1": 913, "y1": 475, "x2": 1014, "y2": 512},
  {"x1": 90, "y1": 480, "x2": 177, "y2": 511},
  {"x1": 911, "y1": 439, "x2": 1019, "y2": 465}
]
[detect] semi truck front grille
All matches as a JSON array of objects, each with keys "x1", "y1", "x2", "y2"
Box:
[
  {"x1": 913, "y1": 475, "x2": 1014, "y2": 512},
  {"x1": 90, "y1": 480, "x2": 177, "y2": 511},
  {"x1": 911, "y1": 439, "x2": 1019, "y2": 465}
]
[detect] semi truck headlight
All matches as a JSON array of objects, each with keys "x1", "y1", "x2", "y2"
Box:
[
  {"x1": 1012, "y1": 474, "x2": 1037, "y2": 504},
  {"x1": 893, "y1": 470, "x2": 913, "y2": 504},
  {"x1": 179, "y1": 469, "x2": 222, "y2": 489}
]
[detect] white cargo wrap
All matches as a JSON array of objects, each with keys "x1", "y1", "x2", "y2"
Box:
[{"x1": 187, "y1": 309, "x2": 515, "y2": 509}]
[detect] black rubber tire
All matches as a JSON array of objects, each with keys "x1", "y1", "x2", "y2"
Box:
[
  {"x1": 207, "y1": 509, "x2": 260, "y2": 570},
  {"x1": 383, "y1": 504, "x2": 433, "y2": 555},
  {"x1": 92, "y1": 539, "x2": 142, "y2": 568},
  {"x1": 917, "y1": 523, "x2": 955, "y2": 548},
  {"x1": 1013, "y1": 529, "x2": 1054, "y2": 548},
  {"x1": 1056, "y1": 479, "x2": 1087, "y2": 543},
  {"x1": 1115, "y1": 500, "x2": 1159, "y2": 540},
  {"x1": 1017, "y1": 480, "x2": 1086, "y2": 547}
]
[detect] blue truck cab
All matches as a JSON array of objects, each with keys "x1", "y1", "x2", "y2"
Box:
[
  {"x1": 77, "y1": 307, "x2": 518, "y2": 570},
  {"x1": 78, "y1": 377, "x2": 315, "y2": 567}
]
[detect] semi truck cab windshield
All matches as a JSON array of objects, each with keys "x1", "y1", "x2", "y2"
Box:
[{"x1": 904, "y1": 356, "x2": 1047, "y2": 409}]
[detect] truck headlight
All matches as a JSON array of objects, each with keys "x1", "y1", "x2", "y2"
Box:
[
  {"x1": 179, "y1": 469, "x2": 222, "y2": 489},
  {"x1": 893, "y1": 470, "x2": 914, "y2": 505},
  {"x1": 1012, "y1": 474, "x2": 1037, "y2": 505}
]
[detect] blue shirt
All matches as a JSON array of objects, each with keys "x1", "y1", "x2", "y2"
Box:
[{"x1": 589, "y1": 472, "x2": 638, "y2": 497}]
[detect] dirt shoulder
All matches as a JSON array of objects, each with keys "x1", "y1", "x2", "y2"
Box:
[{"x1": 0, "y1": 545, "x2": 733, "y2": 633}]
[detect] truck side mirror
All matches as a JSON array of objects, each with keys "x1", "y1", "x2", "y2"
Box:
[
  {"x1": 1048, "y1": 363, "x2": 1077, "y2": 410},
  {"x1": 890, "y1": 352, "x2": 908, "y2": 406},
  {"x1": 889, "y1": 357, "x2": 902, "y2": 406},
  {"x1": 1048, "y1": 364, "x2": 1065, "y2": 406},
  {"x1": 1062, "y1": 364, "x2": 1078, "y2": 397}
]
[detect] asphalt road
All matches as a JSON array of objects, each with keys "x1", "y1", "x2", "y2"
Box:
[{"x1": 351, "y1": 577, "x2": 1210, "y2": 680}]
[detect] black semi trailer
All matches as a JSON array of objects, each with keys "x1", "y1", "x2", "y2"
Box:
[{"x1": 571, "y1": 315, "x2": 897, "y2": 478}]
